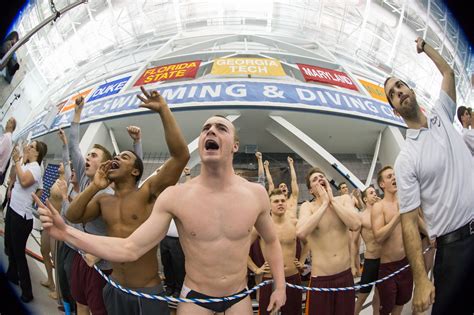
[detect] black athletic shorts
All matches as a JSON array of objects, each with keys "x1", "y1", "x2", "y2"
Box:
[{"x1": 360, "y1": 258, "x2": 380, "y2": 294}]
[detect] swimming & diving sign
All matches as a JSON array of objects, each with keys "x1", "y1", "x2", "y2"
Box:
[{"x1": 26, "y1": 79, "x2": 405, "y2": 138}]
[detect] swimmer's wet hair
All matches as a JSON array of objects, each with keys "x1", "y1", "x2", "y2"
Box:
[
  {"x1": 377, "y1": 166, "x2": 393, "y2": 192},
  {"x1": 127, "y1": 150, "x2": 144, "y2": 183},
  {"x1": 362, "y1": 185, "x2": 375, "y2": 204},
  {"x1": 338, "y1": 181, "x2": 347, "y2": 190},
  {"x1": 93, "y1": 144, "x2": 112, "y2": 162},
  {"x1": 210, "y1": 115, "x2": 239, "y2": 142},
  {"x1": 269, "y1": 188, "x2": 285, "y2": 198}
]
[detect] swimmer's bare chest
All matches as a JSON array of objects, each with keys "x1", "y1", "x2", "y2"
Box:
[
  {"x1": 100, "y1": 191, "x2": 153, "y2": 238},
  {"x1": 174, "y1": 187, "x2": 260, "y2": 242},
  {"x1": 380, "y1": 200, "x2": 405, "y2": 261},
  {"x1": 311, "y1": 202, "x2": 346, "y2": 237}
]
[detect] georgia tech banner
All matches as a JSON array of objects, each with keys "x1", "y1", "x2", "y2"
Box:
[
  {"x1": 134, "y1": 61, "x2": 201, "y2": 86},
  {"x1": 211, "y1": 58, "x2": 286, "y2": 76}
]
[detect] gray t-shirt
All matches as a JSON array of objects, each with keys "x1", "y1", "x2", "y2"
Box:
[{"x1": 69, "y1": 122, "x2": 112, "y2": 270}]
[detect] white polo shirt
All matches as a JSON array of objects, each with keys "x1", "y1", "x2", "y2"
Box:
[
  {"x1": 10, "y1": 162, "x2": 42, "y2": 220},
  {"x1": 395, "y1": 90, "x2": 474, "y2": 238},
  {"x1": 462, "y1": 128, "x2": 474, "y2": 156}
]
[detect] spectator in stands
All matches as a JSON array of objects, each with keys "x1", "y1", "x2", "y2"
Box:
[
  {"x1": 0, "y1": 117, "x2": 16, "y2": 183},
  {"x1": 456, "y1": 106, "x2": 473, "y2": 156},
  {"x1": 5, "y1": 140, "x2": 47, "y2": 303},
  {"x1": 1, "y1": 31, "x2": 20, "y2": 83}
]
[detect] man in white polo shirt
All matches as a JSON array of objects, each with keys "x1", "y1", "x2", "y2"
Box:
[{"x1": 384, "y1": 38, "x2": 474, "y2": 315}]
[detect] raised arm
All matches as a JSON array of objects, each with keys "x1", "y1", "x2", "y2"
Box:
[
  {"x1": 255, "y1": 152, "x2": 265, "y2": 187},
  {"x1": 137, "y1": 87, "x2": 190, "y2": 198},
  {"x1": 58, "y1": 129, "x2": 72, "y2": 182},
  {"x1": 66, "y1": 161, "x2": 111, "y2": 223},
  {"x1": 127, "y1": 126, "x2": 143, "y2": 160},
  {"x1": 371, "y1": 201, "x2": 400, "y2": 243},
  {"x1": 401, "y1": 207, "x2": 434, "y2": 312},
  {"x1": 416, "y1": 37, "x2": 455, "y2": 102},
  {"x1": 35, "y1": 186, "x2": 173, "y2": 263},
  {"x1": 68, "y1": 97, "x2": 86, "y2": 181},
  {"x1": 263, "y1": 160, "x2": 275, "y2": 193},
  {"x1": 288, "y1": 157, "x2": 299, "y2": 200}
]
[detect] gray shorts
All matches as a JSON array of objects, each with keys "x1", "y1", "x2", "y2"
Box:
[{"x1": 102, "y1": 281, "x2": 170, "y2": 315}]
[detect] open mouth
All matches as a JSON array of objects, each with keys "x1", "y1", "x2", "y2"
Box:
[
  {"x1": 205, "y1": 139, "x2": 220, "y2": 151},
  {"x1": 110, "y1": 161, "x2": 120, "y2": 170},
  {"x1": 85, "y1": 162, "x2": 90, "y2": 169}
]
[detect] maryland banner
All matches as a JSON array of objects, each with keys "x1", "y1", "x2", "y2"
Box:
[
  {"x1": 211, "y1": 58, "x2": 286, "y2": 76},
  {"x1": 134, "y1": 61, "x2": 201, "y2": 86},
  {"x1": 297, "y1": 64, "x2": 358, "y2": 91}
]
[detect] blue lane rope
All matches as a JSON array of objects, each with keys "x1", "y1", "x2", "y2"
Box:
[{"x1": 80, "y1": 247, "x2": 432, "y2": 303}]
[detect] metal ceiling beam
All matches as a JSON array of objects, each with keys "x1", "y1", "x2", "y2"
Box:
[
  {"x1": 0, "y1": 0, "x2": 87, "y2": 70},
  {"x1": 387, "y1": 0, "x2": 406, "y2": 67}
]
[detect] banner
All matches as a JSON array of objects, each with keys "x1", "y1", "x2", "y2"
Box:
[
  {"x1": 211, "y1": 58, "x2": 286, "y2": 76},
  {"x1": 88, "y1": 76, "x2": 130, "y2": 102},
  {"x1": 55, "y1": 100, "x2": 67, "y2": 112},
  {"x1": 134, "y1": 61, "x2": 201, "y2": 86},
  {"x1": 59, "y1": 89, "x2": 92, "y2": 113},
  {"x1": 40, "y1": 80, "x2": 404, "y2": 137},
  {"x1": 15, "y1": 112, "x2": 48, "y2": 141},
  {"x1": 297, "y1": 64, "x2": 358, "y2": 91},
  {"x1": 358, "y1": 79, "x2": 388, "y2": 103}
]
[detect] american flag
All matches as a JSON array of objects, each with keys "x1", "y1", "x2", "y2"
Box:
[{"x1": 40, "y1": 164, "x2": 60, "y2": 203}]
